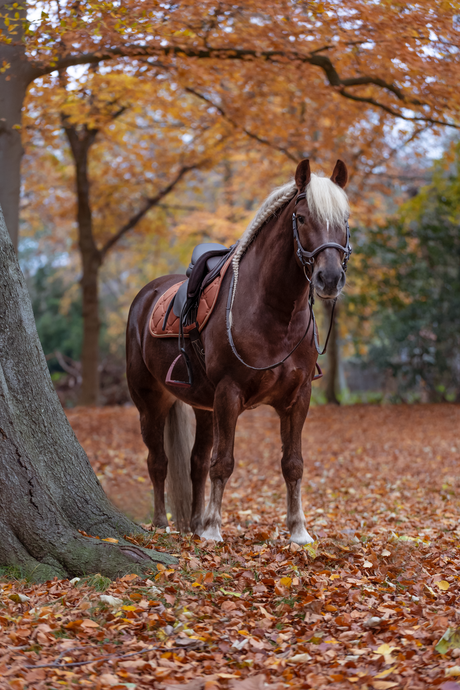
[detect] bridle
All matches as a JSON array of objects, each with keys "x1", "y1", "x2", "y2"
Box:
[
  {"x1": 292, "y1": 191, "x2": 352, "y2": 283},
  {"x1": 226, "y1": 191, "x2": 352, "y2": 374}
]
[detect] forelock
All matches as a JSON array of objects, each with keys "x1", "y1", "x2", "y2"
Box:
[{"x1": 305, "y1": 174, "x2": 349, "y2": 227}]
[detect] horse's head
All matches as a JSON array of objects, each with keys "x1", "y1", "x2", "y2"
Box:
[{"x1": 293, "y1": 159, "x2": 350, "y2": 300}]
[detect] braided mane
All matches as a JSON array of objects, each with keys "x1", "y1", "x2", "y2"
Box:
[{"x1": 228, "y1": 174, "x2": 349, "y2": 324}]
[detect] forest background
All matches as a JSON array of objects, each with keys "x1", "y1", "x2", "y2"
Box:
[
  {"x1": 2, "y1": 0, "x2": 460, "y2": 408},
  {"x1": 2, "y1": 5, "x2": 460, "y2": 685}
]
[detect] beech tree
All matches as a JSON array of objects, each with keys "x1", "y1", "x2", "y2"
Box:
[
  {"x1": 22, "y1": 70, "x2": 231, "y2": 404},
  {"x1": 2, "y1": 0, "x2": 460, "y2": 249},
  {"x1": 0, "y1": 205, "x2": 174, "y2": 578}
]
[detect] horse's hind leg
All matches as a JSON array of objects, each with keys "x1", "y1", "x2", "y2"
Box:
[
  {"x1": 200, "y1": 380, "x2": 242, "y2": 541},
  {"x1": 190, "y1": 409, "x2": 214, "y2": 535},
  {"x1": 130, "y1": 383, "x2": 173, "y2": 528},
  {"x1": 278, "y1": 391, "x2": 314, "y2": 545},
  {"x1": 143, "y1": 404, "x2": 173, "y2": 528}
]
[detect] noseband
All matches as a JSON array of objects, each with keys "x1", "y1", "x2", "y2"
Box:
[{"x1": 293, "y1": 191, "x2": 352, "y2": 282}]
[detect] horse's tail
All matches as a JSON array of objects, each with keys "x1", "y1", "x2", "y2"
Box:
[{"x1": 164, "y1": 401, "x2": 195, "y2": 533}]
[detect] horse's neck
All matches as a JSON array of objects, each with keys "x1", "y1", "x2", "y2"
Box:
[{"x1": 239, "y1": 201, "x2": 310, "y2": 319}]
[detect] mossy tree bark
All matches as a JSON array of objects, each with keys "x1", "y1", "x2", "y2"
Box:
[{"x1": 0, "y1": 206, "x2": 175, "y2": 580}]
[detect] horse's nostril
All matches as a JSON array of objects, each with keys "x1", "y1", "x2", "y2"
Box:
[
  {"x1": 314, "y1": 268, "x2": 345, "y2": 294},
  {"x1": 315, "y1": 270, "x2": 325, "y2": 289}
]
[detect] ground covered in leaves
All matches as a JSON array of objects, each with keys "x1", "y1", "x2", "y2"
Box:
[{"x1": 1, "y1": 403, "x2": 460, "y2": 690}]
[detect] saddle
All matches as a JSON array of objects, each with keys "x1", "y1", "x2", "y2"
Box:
[
  {"x1": 149, "y1": 242, "x2": 235, "y2": 386},
  {"x1": 150, "y1": 244, "x2": 233, "y2": 338}
]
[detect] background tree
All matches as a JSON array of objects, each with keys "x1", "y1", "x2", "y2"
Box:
[
  {"x1": 5, "y1": 0, "x2": 460, "y2": 405},
  {"x1": 354, "y1": 145, "x2": 460, "y2": 402},
  {"x1": 324, "y1": 302, "x2": 340, "y2": 405},
  {"x1": 23, "y1": 261, "x2": 83, "y2": 368},
  {"x1": 22, "y1": 69, "x2": 232, "y2": 404}
]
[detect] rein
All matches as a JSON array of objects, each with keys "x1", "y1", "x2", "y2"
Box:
[
  {"x1": 226, "y1": 272, "x2": 314, "y2": 371},
  {"x1": 225, "y1": 192, "x2": 352, "y2": 374}
]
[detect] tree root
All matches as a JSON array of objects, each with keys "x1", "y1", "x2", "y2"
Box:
[
  {"x1": 59, "y1": 535, "x2": 176, "y2": 579},
  {"x1": 0, "y1": 521, "x2": 175, "y2": 582}
]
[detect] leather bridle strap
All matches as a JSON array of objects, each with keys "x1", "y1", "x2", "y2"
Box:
[{"x1": 293, "y1": 191, "x2": 352, "y2": 275}]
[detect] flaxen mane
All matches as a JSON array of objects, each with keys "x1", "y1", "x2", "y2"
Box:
[{"x1": 229, "y1": 174, "x2": 349, "y2": 323}]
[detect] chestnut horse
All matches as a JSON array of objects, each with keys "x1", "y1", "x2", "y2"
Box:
[{"x1": 126, "y1": 159, "x2": 350, "y2": 544}]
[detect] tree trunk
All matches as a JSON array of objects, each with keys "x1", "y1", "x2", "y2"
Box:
[
  {"x1": 80, "y1": 251, "x2": 102, "y2": 406},
  {"x1": 0, "y1": 206, "x2": 174, "y2": 579},
  {"x1": 63, "y1": 124, "x2": 102, "y2": 406},
  {"x1": 324, "y1": 300, "x2": 340, "y2": 405},
  {"x1": 0, "y1": 0, "x2": 32, "y2": 250}
]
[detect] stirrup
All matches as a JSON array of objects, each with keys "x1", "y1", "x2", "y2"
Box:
[
  {"x1": 165, "y1": 348, "x2": 193, "y2": 387},
  {"x1": 312, "y1": 362, "x2": 323, "y2": 380}
]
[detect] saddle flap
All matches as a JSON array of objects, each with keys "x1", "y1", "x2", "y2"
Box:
[
  {"x1": 149, "y1": 253, "x2": 234, "y2": 339},
  {"x1": 172, "y1": 279, "x2": 188, "y2": 318}
]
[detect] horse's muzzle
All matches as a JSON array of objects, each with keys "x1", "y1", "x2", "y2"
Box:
[{"x1": 312, "y1": 267, "x2": 346, "y2": 299}]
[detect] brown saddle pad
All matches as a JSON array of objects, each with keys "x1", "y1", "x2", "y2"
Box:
[{"x1": 149, "y1": 255, "x2": 233, "y2": 338}]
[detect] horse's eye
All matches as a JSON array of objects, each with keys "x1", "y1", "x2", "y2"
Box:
[{"x1": 297, "y1": 215, "x2": 305, "y2": 224}]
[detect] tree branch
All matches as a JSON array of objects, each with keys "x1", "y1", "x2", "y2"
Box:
[
  {"x1": 157, "y1": 203, "x2": 203, "y2": 212},
  {"x1": 184, "y1": 86, "x2": 298, "y2": 162},
  {"x1": 338, "y1": 88, "x2": 459, "y2": 129},
  {"x1": 27, "y1": 44, "x2": 458, "y2": 129},
  {"x1": 46, "y1": 351, "x2": 82, "y2": 383},
  {"x1": 99, "y1": 164, "x2": 202, "y2": 259}
]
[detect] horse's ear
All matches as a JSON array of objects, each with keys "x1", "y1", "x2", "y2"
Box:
[
  {"x1": 331, "y1": 160, "x2": 348, "y2": 188},
  {"x1": 295, "y1": 159, "x2": 311, "y2": 191}
]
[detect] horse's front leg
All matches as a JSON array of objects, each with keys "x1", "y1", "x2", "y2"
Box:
[
  {"x1": 278, "y1": 388, "x2": 314, "y2": 545},
  {"x1": 200, "y1": 379, "x2": 242, "y2": 541}
]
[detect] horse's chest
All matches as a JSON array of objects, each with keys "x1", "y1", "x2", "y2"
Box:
[{"x1": 239, "y1": 365, "x2": 310, "y2": 409}]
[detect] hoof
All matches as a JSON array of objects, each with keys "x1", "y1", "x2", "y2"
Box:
[
  {"x1": 290, "y1": 528, "x2": 314, "y2": 545},
  {"x1": 199, "y1": 526, "x2": 223, "y2": 542}
]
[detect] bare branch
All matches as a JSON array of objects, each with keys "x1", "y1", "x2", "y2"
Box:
[
  {"x1": 47, "y1": 351, "x2": 82, "y2": 383},
  {"x1": 338, "y1": 88, "x2": 459, "y2": 129},
  {"x1": 184, "y1": 86, "x2": 298, "y2": 162},
  {"x1": 27, "y1": 43, "x2": 458, "y2": 131},
  {"x1": 372, "y1": 172, "x2": 431, "y2": 181},
  {"x1": 99, "y1": 164, "x2": 203, "y2": 258},
  {"x1": 157, "y1": 203, "x2": 202, "y2": 212}
]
